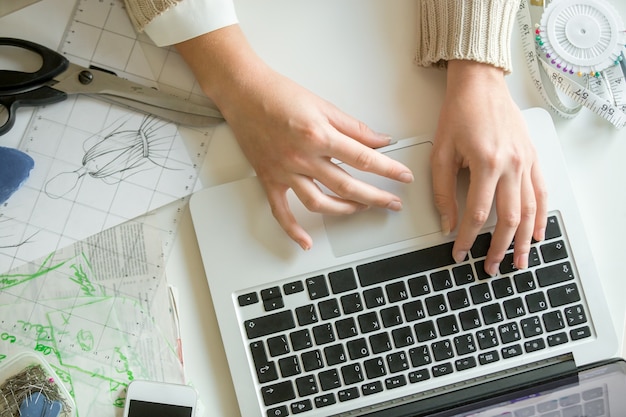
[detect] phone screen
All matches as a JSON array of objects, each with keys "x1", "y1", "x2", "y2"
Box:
[{"x1": 127, "y1": 400, "x2": 193, "y2": 417}]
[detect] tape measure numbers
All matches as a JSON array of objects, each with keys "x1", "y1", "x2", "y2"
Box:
[{"x1": 517, "y1": 0, "x2": 626, "y2": 128}]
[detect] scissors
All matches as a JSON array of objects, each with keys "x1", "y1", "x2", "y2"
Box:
[{"x1": 0, "y1": 37, "x2": 224, "y2": 135}]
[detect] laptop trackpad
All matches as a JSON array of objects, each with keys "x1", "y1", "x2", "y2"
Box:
[{"x1": 323, "y1": 141, "x2": 441, "y2": 257}]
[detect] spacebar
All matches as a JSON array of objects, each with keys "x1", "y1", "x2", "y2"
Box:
[{"x1": 356, "y1": 242, "x2": 455, "y2": 287}]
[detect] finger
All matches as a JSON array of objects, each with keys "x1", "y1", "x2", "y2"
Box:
[
  {"x1": 453, "y1": 169, "x2": 498, "y2": 265},
  {"x1": 290, "y1": 175, "x2": 368, "y2": 215},
  {"x1": 531, "y1": 162, "x2": 548, "y2": 242},
  {"x1": 486, "y1": 172, "x2": 522, "y2": 276},
  {"x1": 265, "y1": 185, "x2": 313, "y2": 250},
  {"x1": 430, "y1": 146, "x2": 460, "y2": 236},
  {"x1": 326, "y1": 107, "x2": 394, "y2": 149},
  {"x1": 512, "y1": 169, "x2": 538, "y2": 270},
  {"x1": 326, "y1": 132, "x2": 414, "y2": 184},
  {"x1": 314, "y1": 162, "x2": 403, "y2": 211}
]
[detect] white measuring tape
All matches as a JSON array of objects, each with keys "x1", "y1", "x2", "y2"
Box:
[{"x1": 517, "y1": 0, "x2": 626, "y2": 128}]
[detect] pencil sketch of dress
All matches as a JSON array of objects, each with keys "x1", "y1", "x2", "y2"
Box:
[{"x1": 45, "y1": 115, "x2": 178, "y2": 199}]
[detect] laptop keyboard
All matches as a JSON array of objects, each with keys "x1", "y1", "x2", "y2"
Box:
[{"x1": 236, "y1": 213, "x2": 594, "y2": 416}]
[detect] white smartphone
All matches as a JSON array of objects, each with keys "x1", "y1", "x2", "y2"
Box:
[{"x1": 122, "y1": 380, "x2": 198, "y2": 417}]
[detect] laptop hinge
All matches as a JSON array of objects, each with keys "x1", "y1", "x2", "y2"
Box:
[{"x1": 353, "y1": 354, "x2": 578, "y2": 417}]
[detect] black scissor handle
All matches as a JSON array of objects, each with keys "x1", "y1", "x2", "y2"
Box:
[
  {"x1": 0, "y1": 86, "x2": 67, "y2": 135},
  {"x1": 0, "y1": 37, "x2": 69, "y2": 93}
]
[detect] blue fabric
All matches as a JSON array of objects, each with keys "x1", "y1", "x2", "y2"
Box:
[{"x1": 0, "y1": 146, "x2": 34, "y2": 205}]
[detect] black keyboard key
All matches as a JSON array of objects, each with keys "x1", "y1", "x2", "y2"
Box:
[
  {"x1": 290, "y1": 399, "x2": 312, "y2": 414},
  {"x1": 503, "y1": 297, "x2": 525, "y2": 319},
  {"x1": 283, "y1": 280, "x2": 304, "y2": 295},
  {"x1": 459, "y1": 309, "x2": 481, "y2": 331},
  {"x1": 425, "y1": 294, "x2": 448, "y2": 316},
  {"x1": 409, "y1": 345, "x2": 432, "y2": 367},
  {"x1": 474, "y1": 260, "x2": 492, "y2": 280},
  {"x1": 431, "y1": 339, "x2": 454, "y2": 361},
  {"x1": 261, "y1": 287, "x2": 284, "y2": 311},
  {"x1": 470, "y1": 283, "x2": 492, "y2": 304},
  {"x1": 476, "y1": 328, "x2": 498, "y2": 349},
  {"x1": 267, "y1": 405, "x2": 288, "y2": 417},
  {"x1": 361, "y1": 381, "x2": 383, "y2": 396},
  {"x1": 501, "y1": 344, "x2": 523, "y2": 359},
  {"x1": 381, "y1": 306, "x2": 403, "y2": 328},
  {"x1": 358, "y1": 312, "x2": 381, "y2": 334},
  {"x1": 301, "y1": 350, "x2": 323, "y2": 372},
  {"x1": 547, "y1": 283, "x2": 580, "y2": 307},
  {"x1": 261, "y1": 286, "x2": 281, "y2": 300},
  {"x1": 537, "y1": 262, "x2": 575, "y2": 287},
  {"x1": 499, "y1": 252, "x2": 517, "y2": 275},
  {"x1": 319, "y1": 369, "x2": 341, "y2": 391},
  {"x1": 335, "y1": 317, "x2": 359, "y2": 339},
  {"x1": 295, "y1": 375, "x2": 318, "y2": 397},
  {"x1": 432, "y1": 363, "x2": 453, "y2": 377},
  {"x1": 341, "y1": 292, "x2": 364, "y2": 314},
  {"x1": 403, "y1": 300, "x2": 426, "y2": 322},
  {"x1": 387, "y1": 351, "x2": 409, "y2": 373},
  {"x1": 385, "y1": 374, "x2": 407, "y2": 389},
  {"x1": 324, "y1": 344, "x2": 347, "y2": 366},
  {"x1": 314, "y1": 393, "x2": 336, "y2": 408},
  {"x1": 347, "y1": 338, "x2": 369, "y2": 360},
  {"x1": 414, "y1": 321, "x2": 437, "y2": 342},
  {"x1": 471, "y1": 233, "x2": 491, "y2": 258},
  {"x1": 455, "y1": 357, "x2": 477, "y2": 371},
  {"x1": 392, "y1": 326, "x2": 415, "y2": 348},
  {"x1": 447, "y1": 288, "x2": 470, "y2": 310},
  {"x1": 369, "y1": 332, "x2": 393, "y2": 353},
  {"x1": 570, "y1": 326, "x2": 591, "y2": 340},
  {"x1": 408, "y1": 275, "x2": 430, "y2": 296},
  {"x1": 521, "y1": 316, "x2": 543, "y2": 337},
  {"x1": 478, "y1": 350, "x2": 499, "y2": 364},
  {"x1": 250, "y1": 341, "x2": 278, "y2": 383},
  {"x1": 514, "y1": 271, "x2": 536, "y2": 293},
  {"x1": 498, "y1": 322, "x2": 521, "y2": 344},
  {"x1": 245, "y1": 310, "x2": 295, "y2": 339},
  {"x1": 386, "y1": 281, "x2": 409, "y2": 302},
  {"x1": 318, "y1": 298, "x2": 341, "y2": 320},
  {"x1": 431, "y1": 270, "x2": 453, "y2": 291},
  {"x1": 267, "y1": 335, "x2": 290, "y2": 357},
  {"x1": 278, "y1": 355, "x2": 301, "y2": 377},
  {"x1": 564, "y1": 304, "x2": 587, "y2": 326},
  {"x1": 312, "y1": 323, "x2": 335, "y2": 345},
  {"x1": 524, "y1": 338, "x2": 546, "y2": 353},
  {"x1": 290, "y1": 329, "x2": 313, "y2": 351},
  {"x1": 540, "y1": 240, "x2": 568, "y2": 263},
  {"x1": 337, "y1": 387, "x2": 360, "y2": 402},
  {"x1": 409, "y1": 369, "x2": 430, "y2": 383},
  {"x1": 547, "y1": 332, "x2": 568, "y2": 346},
  {"x1": 528, "y1": 247, "x2": 541, "y2": 267},
  {"x1": 305, "y1": 275, "x2": 329, "y2": 300},
  {"x1": 436, "y1": 315, "x2": 460, "y2": 336},
  {"x1": 364, "y1": 357, "x2": 386, "y2": 379},
  {"x1": 261, "y1": 381, "x2": 295, "y2": 406},
  {"x1": 452, "y1": 263, "x2": 475, "y2": 286},
  {"x1": 295, "y1": 304, "x2": 318, "y2": 326},
  {"x1": 545, "y1": 216, "x2": 562, "y2": 239},
  {"x1": 453, "y1": 334, "x2": 477, "y2": 355},
  {"x1": 481, "y1": 303, "x2": 504, "y2": 325},
  {"x1": 238, "y1": 292, "x2": 258, "y2": 306},
  {"x1": 364, "y1": 287, "x2": 386, "y2": 308},
  {"x1": 341, "y1": 363, "x2": 364, "y2": 385},
  {"x1": 543, "y1": 310, "x2": 565, "y2": 331},
  {"x1": 525, "y1": 292, "x2": 548, "y2": 313},
  {"x1": 329, "y1": 268, "x2": 358, "y2": 294},
  {"x1": 357, "y1": 242, "x2": 455, "y2": 287}
]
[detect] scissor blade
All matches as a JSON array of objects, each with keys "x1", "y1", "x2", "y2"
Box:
[{"x1": 52, "y1": 63, "x2": 224, "y2": 127}]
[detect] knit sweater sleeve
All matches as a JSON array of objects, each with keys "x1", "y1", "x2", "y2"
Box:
[
  {"x1": 124, "y1": 0, "x2": 180, "y2": 31},
  {"x1": 415, "y1": 0, "x2": 520, "y2": 74}
]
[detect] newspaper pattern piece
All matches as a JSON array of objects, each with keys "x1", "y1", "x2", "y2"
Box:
[
  {"x1": 0, "y1": 222, "x2": 184, "y2": 417},
  {"x1": 0, "y1": 0, "x2": 215, "y2": 274}
]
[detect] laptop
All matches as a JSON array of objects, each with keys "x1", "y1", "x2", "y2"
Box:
[{"x1": 188, "y1": 107, "x2": 620, "y2": 417}]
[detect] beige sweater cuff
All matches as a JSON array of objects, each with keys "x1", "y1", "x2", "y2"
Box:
[
  {"x1": 416, "y1": 0, "x2": 519, "y2": 74},
  {"x1": 124, "y1": 0, "x2": 181, "y2": 31}
]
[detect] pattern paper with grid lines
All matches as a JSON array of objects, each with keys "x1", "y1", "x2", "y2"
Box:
[{"x1": 0, "y1": 0, "x2": 214, "y2": 274}]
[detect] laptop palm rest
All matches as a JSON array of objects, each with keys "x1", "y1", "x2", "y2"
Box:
[{"x1": 323, "y1": 141, "x2": 442, "y2": 257}]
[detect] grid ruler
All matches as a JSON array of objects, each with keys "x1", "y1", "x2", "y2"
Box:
[
  {"x1": 53, "y1": 0, "x2": 212, "y2": 260},
  {"x1": 517, "y1": 0, "x2": 626, "y2": 128}
]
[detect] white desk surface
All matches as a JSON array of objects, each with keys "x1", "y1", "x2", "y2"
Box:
[{"x1": 2, "y1": 1, "x2": 625, "y2": 415}]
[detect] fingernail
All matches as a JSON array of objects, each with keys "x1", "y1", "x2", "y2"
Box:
[
  {"x1": 387, "y1": 200, "x2": 402, "y2": 211},
  {"x1": 375, "y1": 132, "x2": 394, "y2": 144},
  {"x1": 486, "y1": 262, "x2": 500, "y2": 277},
  {"x1": 299, "y1": 240, "x2": 312, "y2": 251},
  {"x1": 399, "y1": 172, "x2": 414, "y2": 183},
  {"x1": 453, "y1": 250, "x2": 467, "y2": 264},
  {"x1": 515, "y1": 254, "x2": 528, "y2": 270},
  {"x1": 440, "y1": 215, "x2": 451, "y2": 236}
]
